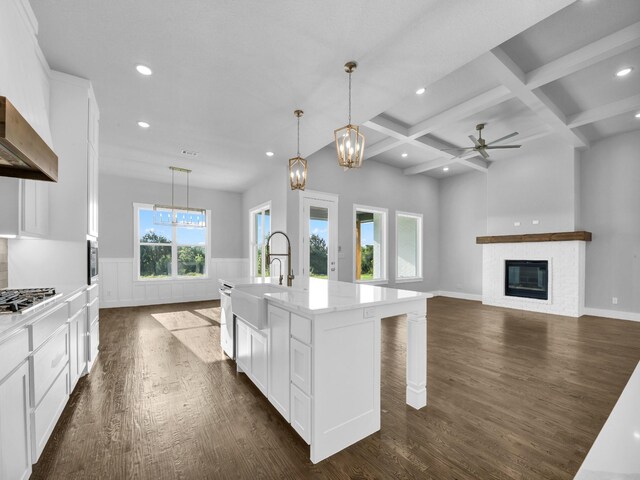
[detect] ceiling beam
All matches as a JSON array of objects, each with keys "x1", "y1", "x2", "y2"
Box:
[
  {"x1": 365, "y1": 137, "x2": 405, "y2": 158},
  {"x1": 567, "y1": 93, "x2": 640, "y2": 128},
  {"x1": 365, "y1": 86, "x2": 514, "y2": 160},
  {"x1": 484, "y1": 48, "x2": 589, "y2": 148},
  {"x1": 363, "y1": 115, "x2": 409, "y2": 140},
  {"x1": 407, "y1": 85, "x2": 513, "y2": 139},
  {"x1": 526, "y1": 21, "x2": 640, "y2": 89},
  {"x1": 402, "y1": 126, "x2": 553, "y2": 176}
]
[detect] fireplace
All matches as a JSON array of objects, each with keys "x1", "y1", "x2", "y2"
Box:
[{"x1": 505, "y1": 260, "x2": 548, "y2": 300}]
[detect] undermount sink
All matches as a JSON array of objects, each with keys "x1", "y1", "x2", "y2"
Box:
[{"x1": 232, "y1": 284, "x2": 286, "y2": 330}]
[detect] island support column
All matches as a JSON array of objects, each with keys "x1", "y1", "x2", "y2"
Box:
[{"x1": 406, "y1": 306, "x2": 427, "y2": 409}]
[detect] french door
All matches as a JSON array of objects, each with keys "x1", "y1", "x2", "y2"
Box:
[{"x1": 300, "y1": 191, "x2": 338, "y2": 280}]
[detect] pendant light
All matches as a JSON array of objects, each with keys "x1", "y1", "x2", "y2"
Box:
[
  {"x1": 334, "y1": 61, "x2": 365, "y2": 169},
  {"x1": 289, "y1": 109, "x2": 307, "y2": 190},
  {"x1": 153, "y1": 166, "x2": 206, "y2": 228}
]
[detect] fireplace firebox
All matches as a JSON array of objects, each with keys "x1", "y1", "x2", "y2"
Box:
[{"x1": 505, "y1": 260, "x2": 548, "y2": 300}]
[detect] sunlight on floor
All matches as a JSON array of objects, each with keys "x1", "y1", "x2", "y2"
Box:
[{"x1": 151, "y1": 309, "x2": 223, "y2": 363}]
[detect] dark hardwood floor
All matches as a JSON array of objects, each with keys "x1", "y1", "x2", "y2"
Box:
[{"x1": 31, "y1": 297, "x2": 640, "y2": 479}]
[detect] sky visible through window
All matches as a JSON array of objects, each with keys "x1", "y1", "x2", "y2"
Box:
[{"x1": 139, "y1": 210, "x2": 206, "y2": 245}]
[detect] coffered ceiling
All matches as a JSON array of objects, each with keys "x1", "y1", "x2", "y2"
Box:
[
  {"x1": 29, "y1": 0, "x2": 639, "y2": 188},
  {"x1": 368, "y1": 0, "x2": 640, "y2": 178}
]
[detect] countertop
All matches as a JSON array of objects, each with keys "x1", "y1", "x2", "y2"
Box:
[
  {"x1": 220, "y1": 277, "x2": 431, "y2": 315},
  {"x1": 575, "y1": 360, "x2": 640, "y2": 479},
  {"x1": 0, "y1": 284, "x2": 88, "y2": 341}
]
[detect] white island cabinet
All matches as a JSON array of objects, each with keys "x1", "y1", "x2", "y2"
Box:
[{"x1": 228, "y1": 277, "x2": 429, "y2": 464}]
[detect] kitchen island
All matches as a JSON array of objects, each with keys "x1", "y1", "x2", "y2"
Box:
[{"x1": 223, "y1": 277, "x2": 430, "y2": 464}]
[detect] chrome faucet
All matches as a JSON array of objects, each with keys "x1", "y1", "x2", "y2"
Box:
[
  {"x1": 266, "y1": 231, "x2": 294, "y2": 287},
  {"x1": 270, "y1": 257, "x2": 283, "y2": 286}
]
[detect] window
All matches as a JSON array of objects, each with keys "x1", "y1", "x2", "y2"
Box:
[
  {"x1": 250, "y1": 203, "x2": 271, "y2": 278},
  {"x1": 134, "y1": 203, "x2": 210, "y2": 280},
  {"x1": 396, "y1": 212, "x2": 422, "y2": 282},
  {"x1": 353, "y1": 205, "x2": 387, "y2": 283}
]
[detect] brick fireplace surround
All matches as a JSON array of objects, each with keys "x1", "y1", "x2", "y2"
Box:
[{"x1": 477, "y1": 232, "x2": 592, "y2": 318}]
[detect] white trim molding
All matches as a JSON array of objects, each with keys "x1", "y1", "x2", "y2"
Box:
[
  {"x1": 99, "y1": 257, "x2": 249, "y2": 308},
  {"x1": 583, "y1": 307, "x2": 640, "y2": 323},
  {"x1": 434, "y1": 290, "x2": 483, "y2": 302}
]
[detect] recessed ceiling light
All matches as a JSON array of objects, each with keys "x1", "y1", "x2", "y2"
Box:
[
  {"x1": 616, "y1": 67, "x2": 633, "y2": 77},
  {"x1": 635, "y1": 112, "x2": 640, "y2": 118},
  {"x1": 265, "y1": 151, "x2": 274, "y2": 157},
  {"x1": 136, "y1": 64, "x2": 153, "y2": 76},
  {"x1": 401, "y1": 153, "x2": 408, "y2": 158},
  {"x1": 443, "y1": 167, "x2": 449, "y2": 172},
  {"x1": 415, "y1": 87, "x2": 426, "y2": 95},
  {"x1": 137, "y1": 121, "x2": 150, "y2": 128}
]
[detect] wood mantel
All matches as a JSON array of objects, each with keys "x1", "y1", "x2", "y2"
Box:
[{"x1": 476, "y1": 231, "x2": 592, "y2": 244}]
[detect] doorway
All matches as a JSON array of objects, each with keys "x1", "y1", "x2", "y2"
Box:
[{"x1": 299, "y1": 191, "x2": 338, "y2": 280}]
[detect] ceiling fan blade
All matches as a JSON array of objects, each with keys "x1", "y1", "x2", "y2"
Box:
[
  {"x1": 478, "y1": 148, "x2": 490, "y2": 159},
  {"x1": 487, "y1": 132, "x2": 518, "y2": 145},
  {"x1": 485, "y1": 145, "x2": 521, "y2": 149},
  {"x1": 441, "y1": 147, "x2": 475, "y2": 152},
  {"x1": 468, "y1": 135, "x2": 481, "y2": 148}
]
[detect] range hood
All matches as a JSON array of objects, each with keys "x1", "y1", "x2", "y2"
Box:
[{"x1": 0, "y1": 96, "x2": 58, "y2": 182}]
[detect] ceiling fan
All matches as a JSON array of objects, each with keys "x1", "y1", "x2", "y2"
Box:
[{"x1": 445, "y1": 123, "x2": 521, "y2": 159}]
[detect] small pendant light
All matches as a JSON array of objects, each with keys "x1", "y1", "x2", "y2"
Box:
[
  {"x1": 289, "y1": 109, "x2": 307, "y2": 190},
  {"x1": 334, "y1": 61, "x2": 365, "y2": 169}
]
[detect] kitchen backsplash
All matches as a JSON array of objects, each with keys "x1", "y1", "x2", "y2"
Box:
[{"x1": 0, "y1": 239, "x2": 7, "y2": 288}]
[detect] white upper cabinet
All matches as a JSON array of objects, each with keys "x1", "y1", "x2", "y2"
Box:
[{"x1": 87, "y1": 87, "x2": 99, "y2": 238}]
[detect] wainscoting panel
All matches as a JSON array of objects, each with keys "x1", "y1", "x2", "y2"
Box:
[{"x1": 99, "y1": 258, "x2": 249, "y2": 308}]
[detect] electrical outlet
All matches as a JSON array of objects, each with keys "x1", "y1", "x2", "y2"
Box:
[
  {"x1": 532, "y1": 219, "x2": 540, "y2": 225},
  {"x1": 612, "y1": 297, "x2": 618, "y2": 305},
  {"x1": 514, "y1": 221, "x2": 521, "y2": 227},
  {"x1": 363, "y1": 307, "x2": 376, "y2": 318}
]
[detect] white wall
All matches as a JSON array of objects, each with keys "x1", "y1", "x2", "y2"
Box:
[
  {"x1": 286, "y1": 145, "x2": 440, "y2": 293},
  {"x1": 487, "y1": 136, "x2": 577, "y2": 235},
  {"x1": 242, "y1": 166, "x2": 288, "y2": 276},
  {"x1": 99, "y1": 173, "x2": 247, "y2": 307},
  {"x1": 580, "y1": 130, "x2": 640, "y2": 316},
  {"x1": 438, "y1": 170, "x2": 487, "y2": 297}
]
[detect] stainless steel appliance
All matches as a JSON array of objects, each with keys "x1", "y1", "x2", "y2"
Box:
[
  {"x1": 0, "y1": 288, "x2": 60, "y2": 314},
  {"x1": 219, "y1": 282, "x2": 234, "y2": 359},
  {"x1": 88, "y1": 240, "x2": 99, "y2": 285}
]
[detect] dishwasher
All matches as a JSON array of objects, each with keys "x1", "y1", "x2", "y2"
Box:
[{"x1": 219, "y1": 283, "x2": 235, "y2": 359}]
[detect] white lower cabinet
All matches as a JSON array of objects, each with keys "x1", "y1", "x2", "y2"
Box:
[
  {"x1": 32, "y1": 368, "x2": 68, "y2": 461},
  {"x1": 0, "y1": 361, "x2": 31, "y2": 480},
  {"x1": 290, "y1": 383, "x2": 311, "y2": 445},
  {"x1": 68, "y1": 306, "x2": 87, "y2": 389},
  {"x1": 236, "y1": 318, "x2": 268, "y2": 395},
  {"x1": 290, "y1": 337, "x2": 311, "y2": 396},
  {"x1": 267, "y1": 305, "x2": 290, "y2": 420}
]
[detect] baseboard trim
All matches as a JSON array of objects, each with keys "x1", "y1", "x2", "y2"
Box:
[
  {"x1": 583, "y1": 307, "x2": 640, "y2": 323},
  {"x1": 432, "y1": 290, "x2": 482, "y2": 302}
]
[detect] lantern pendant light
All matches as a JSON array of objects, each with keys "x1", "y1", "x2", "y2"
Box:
[
  {"x1": 334, "y1": 61, "x2": 365, "y2": 169},
  {"x1": 289, "y1": 109, "x2": 307, "y2": 190}
]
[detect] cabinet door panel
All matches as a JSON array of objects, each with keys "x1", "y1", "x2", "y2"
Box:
[
  {"x1": 0, "y1": 362, "x2": 31, "y2": 480},
  {"x1": 290, "y1": 383, "x2": 311, "y2": 445},
  {"x1": 250, "y1": 330, "x2": 268, "y2": 395},
  {"x1": 236, "y1": 320, "x2": 250, "y2": 373},
  {"x1": 291, "y1": 338, "x2": 311, "y2": 395},
  {"x1": 268, "y1": 306, "x2": 290, "y2": 420}
]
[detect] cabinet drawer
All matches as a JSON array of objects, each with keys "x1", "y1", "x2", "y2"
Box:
[
  {"x1": 290, "y1": 383, "x2": 311, "y2": 445},
  {"x1": 87, "y1": 284, "x2": 99, "y2": 303},
  {"x1": 0, "y1": 328, "x2": 29, "y2": 382},
  {"x1": 32, "y1": 368, "x2": 69, "y2": 462},
  {"x1": 30, "y1": 303, "x2": 67, "y2": 350},
  {"x1": 31, "y1": 325, "x2": 69, "y2": 406},
  {"x1": 89, "y1": 320, "x2": 99, "y2": 364},
  {"x1": 290, "y1": 338, "x2": 311, "y2": 396},
  {"x1": 291, "y1": 313, "x2": 311, "y2": 344},
  {"x1": 88, "y1": 298, "x2": 99, "y2": 323},
  {"x1": 67, "y1": 291, "x2": 86, "y2": 319}
]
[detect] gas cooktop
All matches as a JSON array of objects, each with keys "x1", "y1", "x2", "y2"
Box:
[{"x1": 0, "y1": 288, "x2": 60, "y2": 314}]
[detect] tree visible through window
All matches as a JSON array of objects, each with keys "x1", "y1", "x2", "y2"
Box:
[
  {"x1": 136, "y1": 205, "x2": 209, "y2": 280},
  {"x1": 354, "y1": 206, "x2": 387, "y2": 282},
  {"x1": 250, "y1": 203, "x2": 271, "y2": 277}
]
